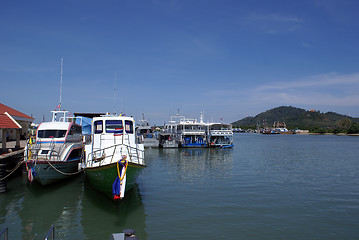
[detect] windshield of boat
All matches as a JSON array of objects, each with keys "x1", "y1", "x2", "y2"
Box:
[
  {"x1": 139, "y1": 128, "x2": 152, "y2": 134},
  {"x1": 105, "y1": 120, "x2": 123, "y2": 133},
  {"x1": 37, "y1": 129, "x2": 67, "y2": 138},
  {"x1": 125, "y1": 120, "x2": 134, "y2": 134}
]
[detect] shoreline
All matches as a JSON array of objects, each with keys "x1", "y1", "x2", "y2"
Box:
[{"x1": 305, "y1": 133, "x2": 359, "y2": 136}]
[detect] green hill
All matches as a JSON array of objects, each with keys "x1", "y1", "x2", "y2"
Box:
[{"x1": 232, "y1": 106, "x2": 359, "y2": 133}]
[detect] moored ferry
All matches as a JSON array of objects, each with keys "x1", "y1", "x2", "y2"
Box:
[
  {"x1": 207, "y1": 123, "x2": 234, "y2": 148},
  {"x1": 177, "y1": 113, "x2": 207, "y2": 148},
  {"x1": 159, "y1": 114, "x2": 183, "y2": 148}
]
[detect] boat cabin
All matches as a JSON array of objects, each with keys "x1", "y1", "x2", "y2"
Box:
[
  {"x1": 32, "y1": 111, "x2": 83, "y2": 160},
  {"x1": 91, "y1": 115, "x2": 136, "y2": 151}
]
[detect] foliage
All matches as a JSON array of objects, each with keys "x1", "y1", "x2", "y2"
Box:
[
  {"x1": 347, "y1": 122, "x2": 359, "y2": 134},
  {"x1": 232, "y1": 106, "x2": 359, "y2": 133}
]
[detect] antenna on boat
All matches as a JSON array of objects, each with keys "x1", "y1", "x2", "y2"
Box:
[
  {"x1": 200, "y1": 111, "x2": 204, "y2": 123},
  {"x1": 114, "y1": 72, "x2": 116, "y2": 114},
  {"x1": 59, "y1": 57, "x2": 63, "y2": 110}
]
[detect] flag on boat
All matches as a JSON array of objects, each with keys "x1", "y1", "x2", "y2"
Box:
[{"x1": 114, "y1": 127, "x2": 123, "y2": 136}]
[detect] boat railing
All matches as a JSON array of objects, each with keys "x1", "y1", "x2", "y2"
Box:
[
  {"x1": 1, "y1": 225, "x2": 55, "y2": 240},
  {"x1": 179, "y1": 129, "x2": 206, "y2": 134},
  {"x1": 25, "y1": 138, "x2": 41, "y2": 161},
  {"x1": 0, "y1": 227, "x2": 8, "y2": 240},
  {"x1": 59, "y1": 116, "x2": 83, "y2": 125},
  {"x1": 210, "y1": 130, "x2": 233, "y2": 135},
  {"x1": 48, "y1": 138, "x2": 57, "y2": 160},
  {"x1": 44, "y1": 225, "x2": 55, "y2": 240},
  {"x1": 25, "y1": 138, "x2": 70, "y2": 161},
  {"x1": 87, "y1": 143, "x2": 145, "y2": 167},
  {"x1": 50, "y1": 142, "x2": 73, "y2": 161}
]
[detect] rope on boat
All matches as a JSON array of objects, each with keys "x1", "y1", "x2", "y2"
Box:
[
  {"x1": 117, "y1": 156, "x2": 128, "y2": 181},
  {"x1": 113, "y1": 156, "x2": 128, "y2": 199},
  {"x1": 0, "y1": 160, "x2": 25, "y2": 181},
  {"x1": 45, "y1": 159, "x2": 84, "y2": 176}
]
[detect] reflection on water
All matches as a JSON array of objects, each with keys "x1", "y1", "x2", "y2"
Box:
[
  {"x1": 0, "y1": 174, "x2": 146, "y2": 240},
  {"x1": 81, "y1": 179, "x2": 146, "y2": 239},
  {"x1": 0, "y1": 175, "x2": 85, "y2": 239},
  {"x1": 158, "y1": 147, "x2": 233, "y2": 182}
]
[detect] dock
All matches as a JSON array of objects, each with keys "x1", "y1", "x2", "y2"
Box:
[{"x1": 0, "y1": 140, "x2": 26, "y2": 193}]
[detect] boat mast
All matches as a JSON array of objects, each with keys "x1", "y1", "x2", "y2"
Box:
[
  {"x1": 113, "y1": 72, "x2": 116, "y2": 115},
  {"x1": 59, "y1": 57, "x2": 63, "y2": 110}
]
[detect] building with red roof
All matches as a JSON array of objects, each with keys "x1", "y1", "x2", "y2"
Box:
[{"x1": 0, "y1": 103, "x2": 34, "y2": 149}]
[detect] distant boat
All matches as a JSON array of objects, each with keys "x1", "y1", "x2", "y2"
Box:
[
  {"x1": 136, "y1": 114, "x2": 159, "y2": 148},
  {"x1": 158, "y1": 114, "x2": 183, "y2": 148},
  {"x1": 158, "y1": 133, "x2": 179, "y2": 148},
  {"x1": 261, "y1": 121, "x2": 295, "y2": 134},
  {"x1": 84, "y1": 114, "x2": 146, "y2": 200},
  {"x1": 207, "y1": 123, "x2": 234, "y2": 148},
  {"x1": 177, "y1": 113, "x2": 207, "y2": 148},
  {"x1": 24, "y1": 110, "x2": 84, "y2": 185}
]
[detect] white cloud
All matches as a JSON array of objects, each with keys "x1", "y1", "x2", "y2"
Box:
[
  {"x1": 246, "y1": 13, "x2": 304, "y2": 34},
  {"x1": 249, "y1": 13, "x2": 304, "y2": 24},
  {"x1": 203, "y1": 72, "x2": 359, "y2": 119},
  {"x1": 256, "y1": 72, "x2": 359, "y2": 91},
  {"x1": 253, "y1": 72, "x2": 359, "y2": 107}
]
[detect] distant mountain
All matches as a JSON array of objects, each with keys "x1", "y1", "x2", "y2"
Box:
[{"x1": 232, "y1": 106, "x2": 359, "y2": 130}]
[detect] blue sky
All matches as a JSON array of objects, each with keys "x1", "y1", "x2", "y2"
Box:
[{"x1": 1, "y1": 0, "x2": 359, "y2": 125}]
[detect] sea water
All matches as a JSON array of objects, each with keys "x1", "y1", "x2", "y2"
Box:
[{"x1": 1, "y1": 134, "x2": 359, "y2": 239}]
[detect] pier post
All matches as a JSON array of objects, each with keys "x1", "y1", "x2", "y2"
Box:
[
  {"x1": 15, "y1": 129, "x2": 21, "y2": 149},
  {"x1": 0, "y1": 163, "x2": 7, "y2": 193},
  {"x1": 1, "y1": 129, "x2": 6, "y2": 150}
]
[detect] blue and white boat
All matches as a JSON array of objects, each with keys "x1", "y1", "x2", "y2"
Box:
[
  {"x1": 207, "y1": 123, "x2": 234, "y2": 148},
  {"x1": 24, "y1": 110, "x2": 84, "y2": 185},
  {"x1": 177, "y1": 113, "x2": 207, "y2": 148}
]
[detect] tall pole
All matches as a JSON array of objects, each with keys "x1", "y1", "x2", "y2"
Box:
[
  {"x1": 114, "y1": 72, "x2": 116, "y2": 114},
  {"x1": 59, "y1": 57, "x2": 63, "y2": 110}
]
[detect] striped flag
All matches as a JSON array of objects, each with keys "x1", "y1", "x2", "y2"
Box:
[{"x1": 114, "y1": 127, "x2": 123, "y2": 136}]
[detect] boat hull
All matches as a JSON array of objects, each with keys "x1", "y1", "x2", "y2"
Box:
[
  {"x1": 29, "y1": 159, "x2": 81, "y2": 185},
  {"x1": 161, "y1": 140, "x2": 179, "y2": 148},
  {"x1": 143, "y1": 138, "x2": 160, "y2": 148},
  {"x1": 180, "y1": 143, "x2": 207, "y2": 148},
  {"x1": 85, "y1": 162, "x2": 145, "y2": 199}
]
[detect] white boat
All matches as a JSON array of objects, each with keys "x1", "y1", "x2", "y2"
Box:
[
  {"x1": 84, "y1": 113, "x2": 146, "y2": 200},
  {"x1": 159, "y1": 114, "x2": 184, "y2": 148},
  {"x1": 24, "y1": 110, "x2": 84, "y2": 185},
  {"x1": 207, "y1": 123, "x2": 234, "y2": 148},
  {"x1": 177, "y1": 113, "x2": 207, "y2": 148},
  {"x1": 135, "y1": 114, "x2": 159, "y2": 148}
]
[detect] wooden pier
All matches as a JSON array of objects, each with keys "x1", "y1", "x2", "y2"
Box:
[{"x1": 0, "y1": 143, "x2": 25, "y2": 193}]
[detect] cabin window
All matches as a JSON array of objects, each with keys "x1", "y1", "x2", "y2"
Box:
[
  {"x1": 75, "y1": 125, "x2": 82, "y2": 134},
  {"x1": 94, "y1": 121, "x2": 103, "y2": 134},
  {"x1": 139, "y1": 128, "x2": 152, "y2": 134},
  {"x1": 37, "y1": 130, "x2": 67, "y2": 138},
  {"x1": 105, "y1": 120, "x2": 123, "y2": 133},
  {"x1": 125, "y1": 120, "x2": 133, "y2": 133},
  {"x1": 67, "y1": 148, "x2": 83, "y2": 161},
  {"x1": 69, "y1": 124, "x2": 82, "y2": 135}
]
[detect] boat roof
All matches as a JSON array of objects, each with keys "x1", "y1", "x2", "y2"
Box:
[
  {"x1": 74, "y1": 112, "x2": 106, "y2": 118},
  {"x1": 92, "y1": 114, "x2": 135, "y2": 121},
  {"x1": 210, "y1": 122, "x2": 232, "y2": 126},
  {"x1": 38, "y1": 121, "x2": 71, "y2": 130}
]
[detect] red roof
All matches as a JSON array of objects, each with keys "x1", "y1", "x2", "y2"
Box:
[
  {"x1": 0, "y1": 103, "x2": 34, "y2": 120},
  {"x1": 0, "y1": 114, "x2": 21, "y2": 129}
]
